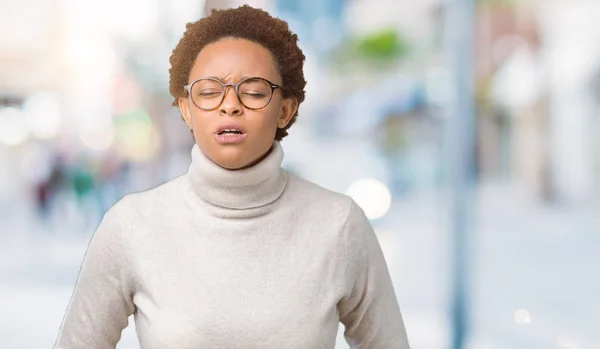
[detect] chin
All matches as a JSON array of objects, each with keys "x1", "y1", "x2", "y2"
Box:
[
  {"x1": 219, "y1": 160, "x2": 248, "y2": 170},
  {"x1": 201, "y1": 138, "x2": 266, "y2": 170},
  {"x1": 211, "y1": 148, "x2": 250, "y2": 170}
]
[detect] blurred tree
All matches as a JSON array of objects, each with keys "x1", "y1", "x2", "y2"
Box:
[
  {"x1": 355, "y1": 29, "x2": 409, "y2": 61},
  {"x1": 331, "y1": 28, "x2": 412, "y2": 69}
]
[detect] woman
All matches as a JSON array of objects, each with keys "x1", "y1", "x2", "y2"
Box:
[{"x1": 54, "y1": 5, "x2": 410, "y2": 349}]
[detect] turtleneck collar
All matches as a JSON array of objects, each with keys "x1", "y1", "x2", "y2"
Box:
[{"x1": 185, "y1": 141, "x2": 288, "y2": 216}]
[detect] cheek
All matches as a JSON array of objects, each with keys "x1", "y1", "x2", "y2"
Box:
[
  {"x1": 190, "y1": 112, "x2": 214, "y2": 127},
  {"x1": 263, "y1": 103, "x2": 284, "y2": 124},
  {"x1": 249, "y1": 108, "x2": 280, "y2": 129}
]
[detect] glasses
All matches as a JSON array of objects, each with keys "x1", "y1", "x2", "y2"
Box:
[{"x1": 184, "y1": 77, "x2": 281, "y2": 111}]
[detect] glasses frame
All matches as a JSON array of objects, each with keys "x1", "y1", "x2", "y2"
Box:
[{"x1": 184, "y1": 76, "x2": 281, "y2": 111}]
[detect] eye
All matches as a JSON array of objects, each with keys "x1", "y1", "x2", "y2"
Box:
[
  {"x1": 198, "y1": 90, "x2": 221, "y2": 98},
  {"x1": 242, "y1": 91, "x2": 267, "y2": 98}
]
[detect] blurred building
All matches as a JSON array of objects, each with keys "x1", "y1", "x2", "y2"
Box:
[{"x1": 432, "y1": 0, "x2": 600, "y2": 203}]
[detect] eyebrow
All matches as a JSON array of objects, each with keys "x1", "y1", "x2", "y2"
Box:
[
  {"x1": 204, "y1": 76, "x2": 265, "y2": 82},
  {"x1": 206, "y1": 76, "x2": 233, "y2": 81},
  {"x1": 188, "y1": 76, "x2": 283, "y2": 87}
]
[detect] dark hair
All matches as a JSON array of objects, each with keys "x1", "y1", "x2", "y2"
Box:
[{"x1": 169, "y1": 5, "x2": 306, "y2": 141}]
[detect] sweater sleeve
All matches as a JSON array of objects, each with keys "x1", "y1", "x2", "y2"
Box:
[
  {"x1": 54, "y1": 197, "x2": 136, "y2": 349},
  {"x1": 338, "y1": 200, "x2": 411, "y2": 349}
]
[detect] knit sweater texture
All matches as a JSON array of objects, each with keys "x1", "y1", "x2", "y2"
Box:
[{"x1": 54, "y1": 141, "x2": 410, "y2": 349}]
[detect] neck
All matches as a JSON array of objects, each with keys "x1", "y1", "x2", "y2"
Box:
[
  {"x1": 185, "y1": 142, "x2": 288, "y2": 215},
  {"x1": 230, "y1": 145, "x2": 274, "y2": 171}
]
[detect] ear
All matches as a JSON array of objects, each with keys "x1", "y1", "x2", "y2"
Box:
[
  {"x1": 277, "y1": 97, "x2": 298, "y2": 129},
  {"x1": 178, "y1": 97, "x2": 193, "y2": 129}
]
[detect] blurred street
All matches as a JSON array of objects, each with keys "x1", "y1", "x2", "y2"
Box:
[{"x1": 2, "y1": 0, "x2": 600, "y2": 348}]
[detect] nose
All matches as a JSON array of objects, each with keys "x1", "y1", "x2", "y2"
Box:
[{"x1": 219, "y1": 85, "x2": 243, "y2": 116}]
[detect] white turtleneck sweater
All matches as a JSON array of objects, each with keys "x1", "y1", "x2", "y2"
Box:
[{"x1": 54, "y1": 141, "x2": 410, "y2": 349}]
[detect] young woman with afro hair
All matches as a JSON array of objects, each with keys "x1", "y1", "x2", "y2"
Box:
[{"x1": 54, "y1": 5, "x2": 410, "y2": 349}]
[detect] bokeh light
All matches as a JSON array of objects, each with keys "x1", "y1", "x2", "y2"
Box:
[
  {"x1": 514, "y1": 309, "x2": 532, "y2": 325},
  {"x1": 80, "y1": 122, "x2": 116, "y2": 152},
  {"x1": 22, "y1": 92, "x2": 63, "y2": 140},
  {"x1": 346, "y1": 178, "x2": 392, "y2": 220},
  {"x1": 114, "y1": 108, "x2": 160, "y2": 161},
  {"x1": 0, "y1": 107, "x2": 29, "y2": 146}
]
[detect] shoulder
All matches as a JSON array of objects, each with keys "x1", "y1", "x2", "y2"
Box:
[
  {"x1": 284, "y1": 171, "x2": 356, "y2": 226},
  {"x1": 283, "y1": 172, "x2": 375, "y2": 266},
  {"x1": 122, "y1": 174, "x2": 186, "y2": 206},
  {"x1": 104, "y1": 174, "x2": 187, "y2": 221},
  {"x1": 285, "y1": 173, "x2": 373, "y2": 237},
  {"x1": 286, "y1": 172, "x2": 351, "y2": 205}
]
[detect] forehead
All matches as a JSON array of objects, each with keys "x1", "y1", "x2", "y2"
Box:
[{"x1": 189, "y1": 38, "x2": 280, "y2": 84}]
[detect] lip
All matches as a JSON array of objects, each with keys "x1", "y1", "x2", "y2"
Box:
[
  {"x1": 215, "y1": 123, "x2": 246, "y2": 135},
  {"x1": 214, "y1": 123, "x2": 247, "y2": 144},
  {"x1": 214, "y1": 133, "x2": 248, "y2": 144}
]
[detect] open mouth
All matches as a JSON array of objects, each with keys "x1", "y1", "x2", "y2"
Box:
[{"x1": 217, "y1": 129, "x2": 244, "y2": 135}]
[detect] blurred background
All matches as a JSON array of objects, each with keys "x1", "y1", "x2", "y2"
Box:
[{"x1": 1, "y1": 0, "x2": 599, "y2": 348}]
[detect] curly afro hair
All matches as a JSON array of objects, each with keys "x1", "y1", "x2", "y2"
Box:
[{"x1": 169, "y1": 5, "x2": 307, "y2": 141}]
